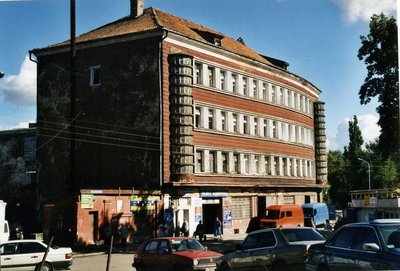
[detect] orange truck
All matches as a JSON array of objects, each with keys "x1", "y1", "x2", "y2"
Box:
[{"x1": 260, "y1": 204, "x2": 304, "y2": 228}]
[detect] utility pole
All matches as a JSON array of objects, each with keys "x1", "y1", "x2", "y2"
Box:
[{"x1": 70, "y1": 0, "x2": 76, "y2": 193}]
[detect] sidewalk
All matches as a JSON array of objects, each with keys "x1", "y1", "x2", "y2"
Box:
[{"x1": 73, "y1": 233, "x2": 246, "y2": 257}]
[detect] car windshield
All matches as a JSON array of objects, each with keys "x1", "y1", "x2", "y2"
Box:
[
  {"x1": 303, "y1": 208, "x2": 313, "y2": 217},
  {"x1": 378, "y1": 225, "x2": 400, "y2": 249},
  {"x1": 170, "y1": 239, "x2": 205, "y2": 251},
  {"x1": 281, "y1": 228, "x2": 326, "y2": 242},
  {"x1": 266, "y1": 210, "x2": 280, "y2": 219}
]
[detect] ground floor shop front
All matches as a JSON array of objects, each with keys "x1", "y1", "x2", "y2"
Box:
[{"x1": 66, "y1": 187, "x2": 323, "y2": 245}]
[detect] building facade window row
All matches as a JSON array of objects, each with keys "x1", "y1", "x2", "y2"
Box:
[
  {"x1": 195, "y1": 148, "x2": 315, "y2": 179},
  {"x1": 194, "y1": 61, "x2": 313, "y2": 116},
  {"x1": 195, "y1": 105, "x2": 313, "y2": 146}
]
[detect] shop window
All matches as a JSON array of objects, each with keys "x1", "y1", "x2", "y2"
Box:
[{"x1": 232, "y1": 197, "x2": 252, "y2": 219}]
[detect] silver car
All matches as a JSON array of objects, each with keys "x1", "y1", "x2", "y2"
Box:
[{"x1": 216, "y1": 227, "x2": 325, "y2": 271}]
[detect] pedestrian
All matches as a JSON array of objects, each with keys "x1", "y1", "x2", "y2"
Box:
[
  {"x1": 324, "y1": 219, "x2": 333, "y2": 231},
  {"x1": 214, "y1": 217, "x2": 222, "y2": 239},
  {"x1": 181, "y1": 219, "x2": 188, "y2": 237},
  {"x1": 119, "y1": 222, "x2": 129, "y2": 247},
  {"x1": 195, "y1": 220, "x2": 206, "y2": 242}
]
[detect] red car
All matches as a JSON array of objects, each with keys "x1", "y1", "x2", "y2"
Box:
[{"x1": 132, "y1": 237, "x2": 223, "y2": 271}]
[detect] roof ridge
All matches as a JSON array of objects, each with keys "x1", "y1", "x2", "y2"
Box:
[{"x1": 150, "y1": 7, "x2": 163, "y2": 28}]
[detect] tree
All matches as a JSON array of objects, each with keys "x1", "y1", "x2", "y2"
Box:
[
  {"x1": 344, "y1": 116, "x2": 365, "y2": 190},
  {"x1": 358, "y1": 14, "x2": 399, "y2": 158},
  {"x1": 327, "y1": 150, "x2": 349, "y2": 209}
]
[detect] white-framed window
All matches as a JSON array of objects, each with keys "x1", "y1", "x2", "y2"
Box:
[
  {"x1": 271, "y1": 85, "x2": 276, "y2": 102},
  {"x1": 208, "y1": 109, "x2": 214, "y2": 129},
  {"x1": 251, "y1": 79, "x2": 257, "y2": 98},
  {"x1": 231, "y1": 73, "x2": 237, "y2": 93},
  {"x1": 243, "y1": 115, "x2": 249, "y2": 134},
  {"x1": 195, "y1": 106, "x2": 201, "y2": 128},
  {"x1": 195, "y1": 62, "x2": 202, "y2": 85},
  {"x1": 208, "y1": 66, "x2": 215, "y2": 87},
  {"x1": 254, "y1": 155, "x2": 260, "y2": 174},
  {"x1": 272, "y1": 121, "x2": 277, "y2": 139},
  {"x1": 263, "y1": 119, "x2": 268, "y2": 137},
  {"x1": 244, "y1": 154, "x2": 250, "y2": 174},
  {"x1": 262, "y1": 82, "x2": 267, "y2": 101},
  {"x1": 242, "y1": 76, "x2": 247, "y2": 95},
  {"x1": 232, "y1": 113, "x2": 238, "y2": 133},
  {"x1": 221, "y1": 111, "x2": 226, "y2": 131},
  {"x1": 221, "y1": 152, "x2": 228, "y2": 173},
  {"x1": 264, "y1": 155, "x2": 270, "y2": 175},
  {"x1": 220, "y1": 70, "x2": 226, "y2": 90},
  {"x1": 209, "y1": 151, "x2": 216, "y2": 173},
  {"x1": 195, "y1": 149, "x2": 204, "y2": 173},
  {"x1": 253, "y1": 117, "x2": 259, "y2": 136},
  {"x1": 274, "y1": 157, "x2": 280, "y2": 175},
  {"x1": 233, "y1": 153, "x2": 239, "y2": 173},
  {"x1": 90, "y1": 66, "x2": 101, "y2": 86}
]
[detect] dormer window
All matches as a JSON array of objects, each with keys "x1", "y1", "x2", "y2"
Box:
[{"x1": 214, "y1": 37, "x2": 222, "y2": 46}]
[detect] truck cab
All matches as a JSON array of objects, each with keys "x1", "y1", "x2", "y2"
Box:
[{"x1": 260, "y1": 204, "x2": 304, "y2": 228}]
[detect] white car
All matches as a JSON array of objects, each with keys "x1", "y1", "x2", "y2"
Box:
[{"x1": 0, "y1": 239, "x2": 73, "y2": 271}]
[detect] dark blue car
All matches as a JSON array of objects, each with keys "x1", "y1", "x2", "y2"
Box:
[{"x1": 306, "y1": 219, "x2": 400, "y2": 271}]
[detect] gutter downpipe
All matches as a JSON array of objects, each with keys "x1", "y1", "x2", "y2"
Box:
[{"x1": 159, "y1": 30, "x2": 168, "y2": 189}]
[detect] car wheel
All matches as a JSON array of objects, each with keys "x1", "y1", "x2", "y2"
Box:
[
  {"x1": 135, "y1": 264, "x2": 146, "y2": 271},
  {"x1": 172, "y1": 264, "x2": 190, "y2": 271},
  {"x1": 35, "y1": 262, "x2": 53, "y2": 271},
  {"x1": 317, "y1": 265, "x2": 330, "y2": 271},
  {"x1": 271, "y1": 261, "x2": 287, "y2": 271},
  {"x1": 220, "y1": 263, "x2": 232, "y2": 271}
]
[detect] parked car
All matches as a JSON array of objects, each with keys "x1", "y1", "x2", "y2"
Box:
[
  {"x1": 260, "y1": 204, "x2": 304, "y2": 228},
  {"x1": 216, "y1": 227, "x2": 325, "y2": 271},
  {"x1": 0, "y1": 239, "x2": 73, "y2": 271},
  {"x1": 306, "y1": 219, "x2": 400, "y2": 271},
  {"x1": 133, "y1": 236, "x2": 222, "y2": 271},
  {"x1": 279, "y1": 227, "x2": 326, "y2": 249}
]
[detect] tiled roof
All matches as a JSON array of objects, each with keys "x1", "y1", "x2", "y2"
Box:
[{"x1": 47, "y1": 7, "x2": 272, "y2": 66}]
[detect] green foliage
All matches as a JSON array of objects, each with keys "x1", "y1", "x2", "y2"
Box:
[{"x1": 358, "y1": 13, "x2": 399, "y2": 157}]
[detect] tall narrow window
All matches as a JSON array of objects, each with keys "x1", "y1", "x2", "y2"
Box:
[
  {"x1": 208, "y1": 109, "x2": 214, "y2": 129},
  {"x1": 274, "y1": 157, "x2": 280, "y2": 175},
  {"x1": 264, "y1": 156, "x2": 270, "y2": 175},
  {"x1": 220, "y1": 70, "x2": 226, "y2": 90},
  {"x1": 271, "y1": 85, "x2": 276, "y2": 102},
  {"x1": 262, "y1": 82, "x2": 267, "y2": 101},
  {"x1": 221, "y1": 111, "x2": 226, "y2": 131},
  {"x1": 253, "y1": 117, "x2": 258, "y2": 135},
  {"x1": 90, "y1": 66, "x2": 101, "y2": 86},
  {"x1": 232, "y1": 74, "x2": 237, "y2": 93},
  {"x1": 233, "y1": 153, "x2": 239, "y2": 173},
  {"x1": 254, "y1": 155, "x2": 260, "y2": 174},
  {"x1": 252, "y1": 79, "x2": 258, "y2": 98},
  {"x1": 232, "y1": 113, "x2": 238, "y2": 133},
  {"x1": 195, "y1": 62, "x2": 202, "y2": 85},
  {"x1": 242, "y1": 76, "x2": 247, "y2": 95},
  {"x1": 196, "y1": 150, "x2": 203, "y2": 172},
  {"x1": 278, "y1": 87, "x2": 283, "y2": 104},
  {"x1": 195, "y1": 106, "x2": 201, "y2": 128},
  {"x1": 244, "y1": 154, "x2": 250, "y2": 174},
  {"x1": 209, "y1": 151, "x2": 216, "y2": 173},
  {"x1": 221, "y1": 152, "x2": 228, "y2": 173},
  {"x1": 208, "y1": 66, "x2": 215, "y2": 87},
  {"x1": 272, "y1": 121, "x2": 277, "y2": 139},
  {"x1": 263, "y1": 119, "x2": 268, "y2": 137},
  {"x1": 243, "y1": 116, "x2": 249, "y2": 134}
]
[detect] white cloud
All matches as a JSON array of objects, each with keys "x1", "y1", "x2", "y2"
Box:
[
  {"x1": 0, "y1": 55, "x2": 36, "y2": 106},
  {"x1": 0, "y1": 120, "x2": 35, "y2": 131},
  {"x1": 328, "y1": 114, "x2": 380, "y2": 151},
  {"x1": 333, "y1": 0, "x2": 397, "y2": 23}
]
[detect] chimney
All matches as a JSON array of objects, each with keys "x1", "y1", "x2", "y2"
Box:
[{"x1": 131, "y1": 0, "x2": 144, "y2": 17}]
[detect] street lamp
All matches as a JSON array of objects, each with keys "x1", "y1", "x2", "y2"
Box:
[{"x1": 358, "y1": 158, "x2": 371, "y2": 190}]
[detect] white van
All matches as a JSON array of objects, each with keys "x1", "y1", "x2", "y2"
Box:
[{"x1": 0, "y1": 220, "x2": 10, "y2": 243}]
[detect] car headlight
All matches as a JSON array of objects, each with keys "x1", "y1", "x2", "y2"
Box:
[{"x1": 193, "y1": 259, "x2": 199, "y2": 266}]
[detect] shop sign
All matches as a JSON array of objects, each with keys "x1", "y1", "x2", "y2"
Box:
[
  {"x1": 200, "y1": 192, "x2": 228, "y2": 198},
  {"x1": 130, "y1": 195, "x2": 156, "y2": 213},
  {"x1": 81, "y1": 194, "x2": 94, "y2": 209}
]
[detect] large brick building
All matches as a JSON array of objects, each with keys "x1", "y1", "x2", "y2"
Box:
[{"x1": 30, "y1": 0, "x2": 327, "y2": 245}]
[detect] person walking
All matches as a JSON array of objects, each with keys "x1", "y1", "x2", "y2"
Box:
[
  {"x1": 119, "y1": 222, "x2": 129, "y2": 247},
  {"x1": 195, "y1": 220, "x2": 206, "y2": 242},
  {"x1": 214, "y1": 217, "x2": 222, "y2": 239},
  {"x1": 181, "y1": 219, "x2": 188, "y2": 237}
]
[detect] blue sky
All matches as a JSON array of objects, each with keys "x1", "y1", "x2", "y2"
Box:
[{"x1": 0, "y1": 0, "x2": 397, "y2": 151}]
